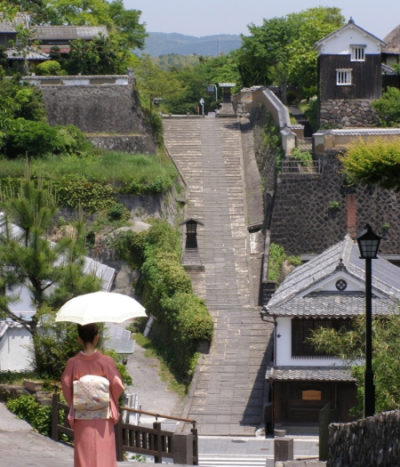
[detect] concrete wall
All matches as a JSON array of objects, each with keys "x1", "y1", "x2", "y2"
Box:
[
  {"x1": 314, "y1": 128, "x2": 400, "y2": 156},
  {"x1": 328, "y1": 410, "x2": 400, "y2": 466},
  {"x1": 233, "y1": 87, "x2": 296, "y2": 156},
  {"x1": 0, "y1": 326, "x2": 34, "y2": 372}
]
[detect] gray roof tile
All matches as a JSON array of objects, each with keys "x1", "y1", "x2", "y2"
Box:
[
  {"x1": 266, "y1": 235, "x2": 400, "y2": 317},
  {"x1": 266, "y1": 366, "x2": 357, "y2": 382},
  {"x1": 270, "y1": 295, "x2": 398, "y2": 317}
]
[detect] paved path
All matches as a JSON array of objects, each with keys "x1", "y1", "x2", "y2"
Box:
[{"x1": 163, "y1": 116, "x2": 272, "y2": 436}]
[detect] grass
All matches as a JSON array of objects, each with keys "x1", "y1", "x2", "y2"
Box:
[
  {"x1": 132, "y1": 332, "x2": 187, "y2": 397},
  {"x1": 0, "y1": 150, "x2": 177, "y2": 193}
]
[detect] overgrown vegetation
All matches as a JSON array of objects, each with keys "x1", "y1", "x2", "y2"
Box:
[
  {"x1": 114, "y1": 220, "x2": 213, "y2": 388},
  {"x1": 261, "y1": 113, "x2": 284, "y2": 171},
  {"x1": 268, "y1": 242, "x2": 302, "y2": 283}
]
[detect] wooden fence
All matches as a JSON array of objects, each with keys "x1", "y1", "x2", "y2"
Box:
[{"x1": 51, "y1": 393, "x2": 198, "y2": 464}]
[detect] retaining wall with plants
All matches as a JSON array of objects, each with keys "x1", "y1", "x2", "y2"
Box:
[
  {"x1": 23, "y1": 74, "x2": 156, "y2": 154},
  {"x1": 270, "y1": 151, "x2": 400, "y2": 256}
]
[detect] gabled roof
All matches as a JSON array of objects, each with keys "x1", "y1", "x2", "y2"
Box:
[
  {"x1": 265, "y1": 234, "x2": 400, "y2": 317},
  {"x1": 383, "y1": 24, "x2": 400, "y2": 55},
  {"x1": 314, "y1": 18, "x2": 386, "y2": 50},
  {"x1": 34, "y1": 25, "x2": 108, "y2": 41}
]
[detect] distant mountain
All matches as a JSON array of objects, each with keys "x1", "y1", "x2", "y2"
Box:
[{"x1": 143, "y1": 32, "x2": 242, "y2": 57}]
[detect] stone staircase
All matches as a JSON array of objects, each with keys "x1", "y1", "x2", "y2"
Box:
[{"x1": 163, "y1": 116, "x2": 273, "y2": 436}]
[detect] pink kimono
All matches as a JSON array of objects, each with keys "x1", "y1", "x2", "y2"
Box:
[{"x1": 61, "y1": 351, "x2": 124, "y2": 467}]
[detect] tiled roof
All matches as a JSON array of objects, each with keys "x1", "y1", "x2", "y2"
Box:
[
  {"x1": 34, "y1": 25, "x2": 108, "y2": 41},
  {"x1": 270, "y1": 294, "x2": 398, "y2": 317},
  {"x1": 266, "y1": 235, "x2": 400, "y2": 316},
  {"x1": 266, "y1": 366, "x2": 357, "y2": 382},
  {"x1": 6, "y1": 48, "x2": 49, "y2": 60}
]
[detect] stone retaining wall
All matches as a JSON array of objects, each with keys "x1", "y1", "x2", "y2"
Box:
[
  {"x1": 89, "y1": 135, "x2": 156, "y2": 154},
  {"x1": 328, "y1": 411, "x2": 400, "y2": 466},
  {"x1": 320, "y1": 99, "x2": 379, "y2": 128},
  {"x1": 269, "y1": 151, "x2": 400, "y2": 256},
  {"x1": 23, "y1": 74, "x2": 156, "y2": 154}
]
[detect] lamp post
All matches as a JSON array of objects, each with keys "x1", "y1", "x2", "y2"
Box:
[{"x1": 356, "y1": 224, "x2": 381, "y2": 418}]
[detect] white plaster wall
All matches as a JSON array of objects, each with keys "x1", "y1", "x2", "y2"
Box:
[
  {"x1": 0, "y1": 327, "x2": 34, "y2": 371},
  {"x1": 275, "y1": 317, "x2": 346, "y2": 367},
  {"x1": 318, "y1": 28, "x2": 382, "y2": 55}
]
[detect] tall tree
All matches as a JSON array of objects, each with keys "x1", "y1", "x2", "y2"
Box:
[
  {"x1": 0, "y1": 176, "x2": 100, "y2": 339},
  {"x1": 237, "y1": 7, "x2": 344, "y2": 101}
]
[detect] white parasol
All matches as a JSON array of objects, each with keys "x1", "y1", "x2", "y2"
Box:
[{"x1": 55, "y1": 291, "x2": 146, "y2": 325}]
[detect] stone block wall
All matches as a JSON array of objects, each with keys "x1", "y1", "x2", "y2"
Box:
[
  {"x1": 328, "y1": 411, "x2": 400, "y2": 466},
  {"x1": 320, "y1": 99, "x2": 379, "y2": 128},
  {"x1": 270, "y1": 151, "x2": 400, "y2": 256},
  {"x1": 24, "y1": 74, "x2": 156, "y2": 153}
]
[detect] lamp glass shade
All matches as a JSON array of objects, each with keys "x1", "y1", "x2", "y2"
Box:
[{"x1": 356, "y1": 224, "x2": 381, "y2": 259}]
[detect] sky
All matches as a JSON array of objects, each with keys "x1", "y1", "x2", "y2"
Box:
[{"x1": 123, "y1": 0, "x2": 400, "y2": 40}]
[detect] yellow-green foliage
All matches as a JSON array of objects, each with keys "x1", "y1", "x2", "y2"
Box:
[{"x1": 341, "y1": 138, "x2": 400, "y2": 191}]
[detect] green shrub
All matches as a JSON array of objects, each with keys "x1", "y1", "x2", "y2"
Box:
[
  {"x1": 53, "y1": 177, "x2": 115, "y2": 212},
  {"x1": 113, "y1": 230, "x2": 147, "y2": 268},
  {"x1": 268, "y1": 243, "x2": 286, "y2": 282},
  {"x1": 3, "y1": 118, "x2": 59, "y2": 158},
  {"x1": 6, "y1": 395, "x2": 52, "y2": 436},
  {"x1": 36, "y1": 60, "x2": 64, "y2": 76},
  {"x1": 106, "y1": 202, "x2": 129, "y2": 221},
  {"x1": 122, "y1": 220, "x2": 213, "y2": 386},
  {"x1": 291, "y1": 147, "x2": 312, "y2": 165},
  {"x1": 372, "y1": 87, "x2": 400, "y2": 127},
  {"x1": 161, "y1": 292, "x2": 213, "y2": 342},
  {"x1": 141, "y1": 250, "x2": 192, "y2": 316}
]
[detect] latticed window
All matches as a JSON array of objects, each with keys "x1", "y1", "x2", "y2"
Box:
[
  {"x1": 336, "y1": 69, "x2": 352, "y2": 85},
  {"x1": 351, "y1": 46, "x2": 365, "y2": 61},
  {"x1": 291, "y1": 318, "x2": 352, "y2": 357}
]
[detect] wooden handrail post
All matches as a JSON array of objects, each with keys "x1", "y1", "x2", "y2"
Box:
[
  {"x1": 153, "y1": 421, "x2": 162, "y2": 463},
  {"x1": 191, "y1": 422, "x2": 199, "y2": 465},
  {"x1": 51, "y1": 393, "x2": 59, "y2": 441},
  {"x1": 114, "y1": 418, "x2": 123, "y2": 462}
]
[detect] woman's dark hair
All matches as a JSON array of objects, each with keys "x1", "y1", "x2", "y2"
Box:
[{"x1": 77, "y1": 323, "x2": 99, "y2": 344}]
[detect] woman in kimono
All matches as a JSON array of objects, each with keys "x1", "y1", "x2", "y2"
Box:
[{"x1": 61, "y1": 323, "x2": 125, "y2": 467}]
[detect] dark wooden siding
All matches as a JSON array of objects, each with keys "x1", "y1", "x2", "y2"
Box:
[
  {"x1": 273, "y1": 381, "x2": 357, "y2": 424},
  {"x1": 319, "y1": 54, "x2": 382, "y2": 100}
]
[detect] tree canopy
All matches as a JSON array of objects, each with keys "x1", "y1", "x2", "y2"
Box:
[
  {"x1": 3, "y1": 0, "x2": 146, "y2": 50},
  {"x1": 237, "y1": 7, "x2": 345, "y2": 101},
  {"x1": 311, "y1": 315, "x2": 400, "y2": 414}
]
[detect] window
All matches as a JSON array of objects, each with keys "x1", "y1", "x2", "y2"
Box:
[
  {"x1": 336, "y1": 69, "x2": 352, "y2": 86},
  {"x1": 291, "y1": 318, "x2": 352, "y2": 357},
  {"x1": 351, "y1": 46, "x2": 365, "y2": 61}
]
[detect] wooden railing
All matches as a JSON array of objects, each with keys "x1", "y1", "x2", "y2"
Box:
[{"x1": 51, "y1": 394, "x2": 198, "y2": 465}]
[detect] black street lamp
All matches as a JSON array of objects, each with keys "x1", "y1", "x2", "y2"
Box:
[{"x1": 356, "y1": 224, "x2": 381, "y2": 418}]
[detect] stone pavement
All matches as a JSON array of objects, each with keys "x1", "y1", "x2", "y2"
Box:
[{"x1": 163, "y1": 115, "x2": 273, "y2": 436}]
